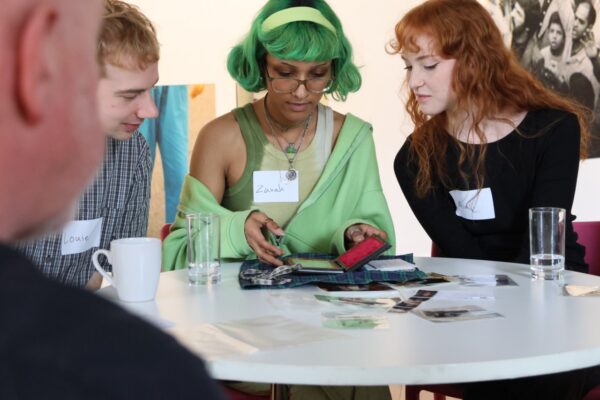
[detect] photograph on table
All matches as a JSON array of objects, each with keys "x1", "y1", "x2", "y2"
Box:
[{"x1": 414, "y1": 305, "x2": 504, "y2": 322}]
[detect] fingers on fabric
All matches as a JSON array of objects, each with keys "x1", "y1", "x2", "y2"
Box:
[
  {"x1": 245, "y1": 212, "x2": 284, "y2": 265},
  {"x1": 253, "y1": 238, "x2": 284, "y2": 266}
]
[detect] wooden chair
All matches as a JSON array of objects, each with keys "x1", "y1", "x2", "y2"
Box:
[{"x1": 405, "y1": 384, "x2": 463, "y2": 400}]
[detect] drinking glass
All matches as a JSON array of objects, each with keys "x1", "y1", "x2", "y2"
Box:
[
  {"x1": 529, "y1": 207, "x2": 565, "y2": 280},
  {"x1": 186, "y1": 213, "x2": 221, "y2": 285}
]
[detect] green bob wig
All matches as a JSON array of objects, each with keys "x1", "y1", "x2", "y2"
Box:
[{"x1": 227, "y1": 0, "x2": 361, "y2": 101}]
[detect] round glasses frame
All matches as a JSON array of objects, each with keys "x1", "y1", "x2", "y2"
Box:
[{"x1": 265, "y1": 70, "x2": 333, "y2": 94}]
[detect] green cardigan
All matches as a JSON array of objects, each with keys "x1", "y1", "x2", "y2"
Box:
[{"x1": 163, "y1": 113, "x2": 395, "y2": 270}]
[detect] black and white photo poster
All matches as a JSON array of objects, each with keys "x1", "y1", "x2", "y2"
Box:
[{"x1": 483, "y1": 0, "x2": 600, "y2": 156}]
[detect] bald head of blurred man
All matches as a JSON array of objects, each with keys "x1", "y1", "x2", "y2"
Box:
[{"x1": 0, "y1": 0, "x2": 104, "y2": 240}]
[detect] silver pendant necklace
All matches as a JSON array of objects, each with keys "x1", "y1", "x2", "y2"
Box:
[{"x1": 264, "y1": 96, "x2": 312, "y2": 181}]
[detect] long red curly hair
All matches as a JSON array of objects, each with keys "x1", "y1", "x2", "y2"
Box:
[{"x1": 389, "y1": 0, "x2": 590, "y2": 197}]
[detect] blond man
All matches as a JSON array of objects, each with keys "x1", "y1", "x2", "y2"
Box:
[{"x1": 18, "y1": 0, "x2": 159, "y2": 290}]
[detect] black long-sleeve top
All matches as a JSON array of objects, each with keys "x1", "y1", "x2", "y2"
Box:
[{"x1": 395, "y1": 109, "x2": 587, "y2": 272}]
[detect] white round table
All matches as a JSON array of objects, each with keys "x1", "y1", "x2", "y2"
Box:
[{"x1": 99, "y1": 257, "x2": 600, "y2": 386}]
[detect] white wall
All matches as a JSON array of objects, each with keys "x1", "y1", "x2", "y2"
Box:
[
  {"x1": 131, "y1": 0, "x2": 600, "y2": 257},
  {"x1": 574, "y1": 158, "x2": 600, "y2": 221}
]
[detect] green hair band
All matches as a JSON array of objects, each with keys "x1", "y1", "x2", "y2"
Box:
[{"x1": 261, "y1": 6, "x2": 337, "y2": 34}]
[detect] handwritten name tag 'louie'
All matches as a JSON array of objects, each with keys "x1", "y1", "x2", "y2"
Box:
[
  {"x1": 253, "y1": 170, "x2": 299, "y2": 203},
  {"x1": 449, "y1": 188, "x2": 495, "y2": 220},
  {"x1": 61, "y1": 218, "x2": 103, "y2": 256}
]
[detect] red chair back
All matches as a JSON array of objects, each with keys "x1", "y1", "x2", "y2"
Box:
[
  {"x1": 431, "y1": 242, "x2": 443, "y2": 257},
  {"x1": 223, "y1": 386, "x2": 269, "y2": 400},
  {"x1": 577, "y1": 225, "x2": 600, "y2": 400},
  {"x1": 573, "y1": 221, "x2": 600, "y2": 276},
  {"x1": 160, "y1": 223, "x2": 172, "y2": 242},
  {"x1": 583, "y1": 384, "x2": 600, "y2": 400}
]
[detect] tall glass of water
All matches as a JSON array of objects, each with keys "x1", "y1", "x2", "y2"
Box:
[
  {"x1": 529, "y1": 207, "x2": 565, "y2": 280},
  {"x1": 186, "y1": 212, "x2": 221, "y2": 285}
]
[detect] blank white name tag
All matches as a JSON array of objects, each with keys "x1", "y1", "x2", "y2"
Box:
[
  {"x1": 449, "y1": 188, "x2": 495, "y2": 220},
  {"x1": 61, "y1": 218, "x2": 103, "y2": 256},
  {"x1": 253, "y1": 170, "x2": 299, "y2": 203}
]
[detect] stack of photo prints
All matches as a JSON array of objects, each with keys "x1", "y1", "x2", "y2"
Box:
[{"x1": 313, "y1": 272, "x2": 516, "y2": 326}]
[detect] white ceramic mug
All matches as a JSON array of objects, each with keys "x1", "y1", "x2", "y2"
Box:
[{"x1": 92, "y1": 237, "x2": 161, "y2": 302}]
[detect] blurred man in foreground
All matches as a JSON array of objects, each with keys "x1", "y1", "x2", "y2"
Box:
[{"x1": 0, "y1": 0, "x2": 224, "y2": 398}]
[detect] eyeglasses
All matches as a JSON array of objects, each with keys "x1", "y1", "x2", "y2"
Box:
[{"x1": 265, "y1": 70, "x2": 333, "y2": 94}]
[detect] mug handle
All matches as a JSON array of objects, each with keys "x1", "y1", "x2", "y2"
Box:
[{"x1": 92, "y1": 249, "x2": 115, "y2": 287}]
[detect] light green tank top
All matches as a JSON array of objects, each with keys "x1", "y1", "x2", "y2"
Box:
[{"x1": 223, "y1": 102, "x2": 333, "y2": 228}]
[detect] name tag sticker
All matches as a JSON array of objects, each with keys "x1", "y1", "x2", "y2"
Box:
[
  {"x1": 449, "y1": 188, "x2": 495, "y2": 220},
  {"x1": 61, "y1": 218, "x2": 103, "y2": 256},
  {"x1": 253, "y1": 170, "x2": 299, "y2": 203}
]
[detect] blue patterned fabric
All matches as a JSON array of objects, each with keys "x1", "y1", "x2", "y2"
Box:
[
  {"x1": 139, "y1": 85, "x2": 189, "y2": 223},
  {"x1": 239, "y1": 253, "x2": 426, "y2": 289}
]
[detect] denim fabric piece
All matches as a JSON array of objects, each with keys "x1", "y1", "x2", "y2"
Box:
[{"x1": 238, "y1": 253, "x2": 426, "y2": 289}]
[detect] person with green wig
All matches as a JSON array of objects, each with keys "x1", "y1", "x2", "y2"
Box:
[{"x1": 163, "y1": 2, "x2": 394, "y2": 397}]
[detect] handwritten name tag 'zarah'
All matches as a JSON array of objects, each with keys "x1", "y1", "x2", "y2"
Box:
[{"x1": 253, "y1": 170, "x2": 299, "y2": 203}]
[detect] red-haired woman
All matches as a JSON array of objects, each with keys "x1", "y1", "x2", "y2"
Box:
[
  {"x1": 391, "y1": 0, "x2": 599, "y2": 398},
  {"x1": 392, "y1": 0, "x2": 589, "y2": 271}
]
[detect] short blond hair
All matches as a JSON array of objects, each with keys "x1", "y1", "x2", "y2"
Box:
[{"x1": 97, "y1": 0, "x2": 159, "y2": 70}]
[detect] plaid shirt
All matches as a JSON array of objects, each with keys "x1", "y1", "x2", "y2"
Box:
[{"x1": 15, "y1": 132, "x2": 152, "y2": 287}]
